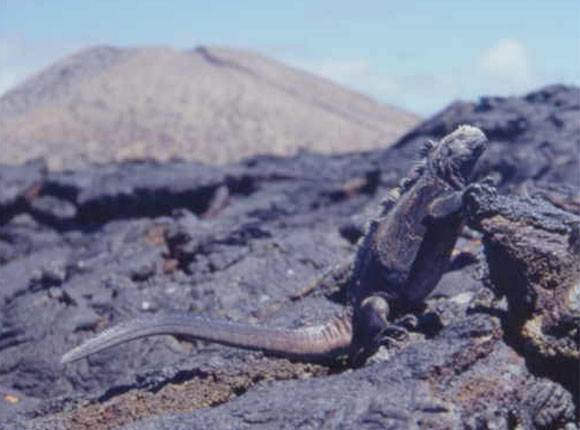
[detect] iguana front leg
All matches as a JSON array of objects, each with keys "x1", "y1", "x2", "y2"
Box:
[
  {"x1": 430, "y1": 181, "x2": 497, "y2": 221},
  {"x1": 428, "y1": 190, "x2": 464, "y2": 220}
]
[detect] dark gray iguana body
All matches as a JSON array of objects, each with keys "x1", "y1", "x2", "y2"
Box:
[{"x1": 61, "y1": 126, "x2": 487, "y2": 366}]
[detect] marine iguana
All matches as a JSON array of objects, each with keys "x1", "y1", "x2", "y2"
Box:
[{"x1": 61, "y1": 125, "x2": 487, "y2": 366}]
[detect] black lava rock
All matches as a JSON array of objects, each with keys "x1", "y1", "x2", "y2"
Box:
[{"x1": 1, "y1": 85, "x2": 578, "y2": 430}]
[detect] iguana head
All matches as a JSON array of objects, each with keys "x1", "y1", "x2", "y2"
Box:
[{"x1": 429, "y1": 125, "x2": 487, "y2": 189}]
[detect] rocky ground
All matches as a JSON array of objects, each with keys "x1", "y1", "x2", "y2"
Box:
[{"x1": 0, "y1": 84, "x2": 578, "y2": 429}]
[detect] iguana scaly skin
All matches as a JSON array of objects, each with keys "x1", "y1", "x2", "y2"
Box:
[{"x1": 61, "y1": 126, "x2": 487, "y2": 366}]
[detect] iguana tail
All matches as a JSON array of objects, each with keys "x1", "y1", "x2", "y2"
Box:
[{"x1": 61, "y1": 311, "x2": 353, "y2": 364}]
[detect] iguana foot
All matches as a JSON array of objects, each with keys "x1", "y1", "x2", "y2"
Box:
[
  {"x1": 394, "y1": 314, "x2": 419, "y2": 330},
  {"x1": 375, "y1": 323, "x2": 408, "y2": 346},
  {"x1": 374, "y1": 313, "x2": 420, "y2": 346}
]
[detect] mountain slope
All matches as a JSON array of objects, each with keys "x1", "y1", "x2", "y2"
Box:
[{"x1": 0, "y1": 45, "x2": 419, "y2": 170}]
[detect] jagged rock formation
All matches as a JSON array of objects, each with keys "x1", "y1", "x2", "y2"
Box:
[
  {"x1": 0, "y1": 85, "x2": 578, "y2": 429},
  {"x1": 0, "y1": 45, "x2": 418, "y2": 170},
  {"x1": 392, "y1": 84, "x2": 579, "y2": 187},
  {"x1": 465, "y1": 184, "x2": 579, "y2": 389}
]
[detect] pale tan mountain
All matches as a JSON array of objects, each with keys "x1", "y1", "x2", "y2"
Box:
[{"x1": 0, "y1": 45, "x2": 419, "y2": 170}]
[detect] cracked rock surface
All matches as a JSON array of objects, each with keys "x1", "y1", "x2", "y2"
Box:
[
  {"x1": 0, "y1": 85, "x2": 578, "y2": 429},
  {"x1": 465, "y1": 183, "x2": 579, "y2": 389}
]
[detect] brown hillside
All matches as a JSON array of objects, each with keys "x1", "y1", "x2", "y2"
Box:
[{"x1": 0, "y1": 45, "x2": 419, "y2": 170}]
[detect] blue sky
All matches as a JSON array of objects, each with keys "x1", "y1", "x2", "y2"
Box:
[{"x1": 1, "y1": 0, "x2": 579, "y2": 115}]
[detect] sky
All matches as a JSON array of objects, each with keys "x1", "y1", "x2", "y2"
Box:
[{"x1": 1, "y1": 0, "x2": 579, "y2": 115}]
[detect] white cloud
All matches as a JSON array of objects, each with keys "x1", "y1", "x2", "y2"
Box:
[
  {"x1": 285, "y1": 55, "x2": 475, "y2": 115},
  {"x1": 0, "y1": 35, "x2": 83, "y2": 96},
  {"x1": 479, "y1": 39, "x2": 536, "y2": 89},
  {"x1": 0, "y1": 36, "x2": 564, "y2": 116},
  {"x1": 289, "y1": 57, "x2": 402, "y2": 100},
  {"x1": 0, "y1": 69, "x2": 20, "y2": 95},
  {"x1": 0, "y1": 38, "x2": 25, "y2": 95},
  {"x1": 282, "y1": 39, "x2": 545, "y2": 116},
  {"x1": 0, "y1": 40, "x2": 13, "y2": 62}
]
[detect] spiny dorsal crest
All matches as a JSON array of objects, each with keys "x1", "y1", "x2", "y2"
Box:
[
  {"x1": 399, "y1": 160, "x2": 426, "y2": 192},
  {"x1": 398, "y1": 138, "x2": 438, "y2": 192},
  {"x1": 420, "y1": 139, "x2": 438, "y2": 158},
  {"x1": 379, "y1": 187, "x2": 401, "y2": 214}
]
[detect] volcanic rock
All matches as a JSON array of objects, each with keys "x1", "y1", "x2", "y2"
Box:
[{"x1": 0, "y1": 85, "x2": 578, "y2": 429}]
